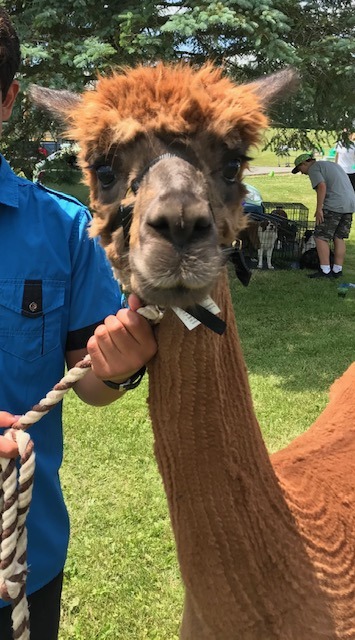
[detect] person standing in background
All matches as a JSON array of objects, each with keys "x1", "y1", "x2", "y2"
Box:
[
  {"x1": 335, "y1": 133, "x2": 355, "y2": 191},
  {"x1": 292, "y1": 153, "x2": 355, "y2": 279}
]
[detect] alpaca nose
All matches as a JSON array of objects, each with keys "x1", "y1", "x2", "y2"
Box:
[{"x1": 146, "y1": 194, "x2": 214, "y2": 248}]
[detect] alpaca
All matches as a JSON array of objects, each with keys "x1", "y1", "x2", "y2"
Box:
[{"x1": 31, "y1": 64, "x2": 355, "y2": 640}]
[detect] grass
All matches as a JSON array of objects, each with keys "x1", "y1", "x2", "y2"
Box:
[
  {"x1": 251, "y1": 144, "x2": 299, "y2": 168},
  {"x1": 61, "y1": 389, "x2": 181, "y2": 639},
  {"x1": 41, "y1": 181, "x2": 90, "y2": 205},
  {"x1": 244, "y1": 173, "x2": 318, "y2": 215},
  {"x1": 56, "y1": 173, "x2": 355, "y2": 639},
  {"x1": 249, "y1": 129, "x2": 337, "y2": 168}
]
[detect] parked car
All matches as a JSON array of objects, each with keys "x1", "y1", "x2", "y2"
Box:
[
  {"x1": 39, "y1": 140, "x2": 60, "y2": 156},
  {"x1": 242, "y1": 183, "x2": 264, "y2": 217}
]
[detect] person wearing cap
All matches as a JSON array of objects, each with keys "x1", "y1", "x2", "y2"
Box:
[{"x1": 292, "y1": 152, "x2": 355, "y2": 278}]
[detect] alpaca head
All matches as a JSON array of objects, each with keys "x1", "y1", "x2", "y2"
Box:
[{"x1": 31, "y1": 64, "x2": 298, "y2": 308}]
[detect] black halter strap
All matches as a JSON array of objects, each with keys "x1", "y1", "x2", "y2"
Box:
[
  {"x1": 113, "y1": 151, "x2": 249, "y2": 336},
  {"x1": 116, "y1": 152, "x2": 251, "y2": 287},
  {"x1": 184, "y1": 304, "x2": 227, "y2": 334},
  {"x1": 130, "y1": 153, "x2": 181, "y2": 194}
]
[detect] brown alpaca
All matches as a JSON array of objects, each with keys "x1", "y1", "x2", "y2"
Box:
[{"x1": 31, "y1": 64, "x2": 355, "y2": 640}]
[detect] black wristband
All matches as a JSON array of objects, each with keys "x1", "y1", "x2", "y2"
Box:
[{"x1": 102, "y1": 365, "x2": 146, "y2": 391}]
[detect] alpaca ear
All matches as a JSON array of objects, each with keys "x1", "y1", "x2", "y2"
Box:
[
  {"x1": 29, "y1": 85, "x2": 82, "y2": 122},
  {"x1": 249, "y1": 67, "x2": 300, "y2": 106}
]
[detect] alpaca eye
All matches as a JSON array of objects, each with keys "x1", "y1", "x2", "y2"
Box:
[
  {"x1": 96, "y1": 165, "x2": 116, "y2": 188},
  {"x1": 222, "y1": 159, "x2": 241, "y2": 183}
]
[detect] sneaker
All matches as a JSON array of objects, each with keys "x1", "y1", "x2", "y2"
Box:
[
  {"x1": 307, "y1": 270, "x2": 333, "y2": 279},
  {"x1": 331, "y1": 271, "x2": 343, "y2": 279}
]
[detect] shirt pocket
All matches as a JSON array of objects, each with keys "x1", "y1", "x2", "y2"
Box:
[{"x1": 0, "y1": 279, "x2": 65, "y2": 361}]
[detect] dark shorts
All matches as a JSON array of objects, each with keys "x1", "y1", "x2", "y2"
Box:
[
  {"x1": 314, "y1": 209, "x2": 353, "y2": 241},
  {"x1": 0, "y1": 571, "x2": 63, "y2": 640}
]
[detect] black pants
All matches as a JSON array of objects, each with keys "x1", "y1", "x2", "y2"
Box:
[{"x1": 0, "y1": 571, "x2": 63, "y2": 640}]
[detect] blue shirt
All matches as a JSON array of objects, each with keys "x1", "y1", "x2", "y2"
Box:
[{"x1": 0, "y1": 156, "x2": 121, "y2": 604}]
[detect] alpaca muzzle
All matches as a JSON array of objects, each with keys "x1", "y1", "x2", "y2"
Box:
[{"x1": 113, "y1": 152, "x2": 215, "y2": 245}]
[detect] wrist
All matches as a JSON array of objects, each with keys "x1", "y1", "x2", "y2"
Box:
[{"x1": 102, "y1": 365, "x2": 146, "y2": 391}]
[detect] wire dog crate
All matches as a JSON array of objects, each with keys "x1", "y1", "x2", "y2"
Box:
[
  {"x1": 262, "y1": 202, "x2": 310, "y2": 266},
  {"x1": 239, "y1": 201, "x2": 312, "y2": 269}
]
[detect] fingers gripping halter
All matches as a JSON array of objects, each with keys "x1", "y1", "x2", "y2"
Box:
[{"x1": 0, "y1": 355, "x2": 92, "y2": 640}]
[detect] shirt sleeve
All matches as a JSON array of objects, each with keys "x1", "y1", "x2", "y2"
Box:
[
  {"x1": 66, "y1": 207, "x2": 122, "y2": 351},
  {"x1": 308, "y1": 165, "x2": 326, "y2": 190}
]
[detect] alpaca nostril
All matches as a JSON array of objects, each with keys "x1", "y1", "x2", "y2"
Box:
[
  {"x1": 190, "y1": 217, "x2": 213, "y2": 242},
  {"x1": 147, "y1": 215, "x2": 171, "y2": 240},
  {"x1": 148, "y1": 212, "x2": 213, "y2": 247}
]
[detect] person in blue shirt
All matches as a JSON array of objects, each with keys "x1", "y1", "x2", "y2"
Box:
[{"x1": 0, "y1": 9, "x2": 157, "y2": 639}]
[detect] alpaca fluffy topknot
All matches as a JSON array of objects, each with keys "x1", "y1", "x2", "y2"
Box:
[{"x1": 66, "y1": 63, "x2": 269, "y2": 161}]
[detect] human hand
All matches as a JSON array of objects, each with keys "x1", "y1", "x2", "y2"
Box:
[
  {"x1": 0, "y1": 412, "x2": 19, "y2": 458},
  {"x1": 87, "y1": 294, "x2": 157, "y2": 383},
  {"x1": 315, "y1": 209, "x2": 324, "y2": 224}
]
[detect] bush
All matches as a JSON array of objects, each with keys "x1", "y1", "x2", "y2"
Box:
[{"x1": 33, "y1": 143, "x2": 82, "y2": 185}]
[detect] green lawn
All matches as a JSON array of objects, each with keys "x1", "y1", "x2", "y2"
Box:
[
  {"x1": 58, "y1": 174, "x2": 355, "y2": 639},
  {"x1": 249, "y1": 128, "x2": 337, "y2": 168},
  {"x1": 244, "y1": 173, "x2": 319, "y2": 215},
  {"x1": 250, "y1": 144, "x2": 300, "y2": 168},
  {"x1": 43, "y1": 181, "x2": 90, "y2": 205}
]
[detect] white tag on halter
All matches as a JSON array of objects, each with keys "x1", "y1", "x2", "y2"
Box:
[
  {"x1": 200, "y1": 296, "x2": 220, "y2": 315},
  {"x1": 172, "y1": 296, "x2": 221, "y2": 330}
]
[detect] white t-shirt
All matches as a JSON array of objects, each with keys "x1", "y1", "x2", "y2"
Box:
[{"x1": 335, "y1": 142, "x2": 355, "y2": 174}]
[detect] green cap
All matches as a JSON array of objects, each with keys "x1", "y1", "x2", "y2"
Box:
[{"x1": 292, "y1": 153, "x2": 314, "y2": 174}]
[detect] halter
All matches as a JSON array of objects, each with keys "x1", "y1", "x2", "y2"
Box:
[
  {"x1": 115, "y1": 152, "x2": 203, "y2": 242},
  {"x1": 111, "y1": 151, "x2": 251, "y2": 334}
]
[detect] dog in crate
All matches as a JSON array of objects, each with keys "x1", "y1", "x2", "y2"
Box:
[
  {"x1": 257, "y1": 219, "x2": 278, "y2": 269},
  {"x1": 301, "y1": 229, "x2": 317, "y2": 254}
]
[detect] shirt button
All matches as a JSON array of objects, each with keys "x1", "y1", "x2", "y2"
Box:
[{"x1": 29, "y1": 301, "x2": 38, "y2": 312}]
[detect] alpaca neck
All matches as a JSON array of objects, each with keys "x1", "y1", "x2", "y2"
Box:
[{"x1": 147, "y1": 270, "x2": 304, "y2": 635}]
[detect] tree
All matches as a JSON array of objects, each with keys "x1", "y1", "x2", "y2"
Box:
[
  {"x1": 1, "y1": 0, "x2": 354, "y2": 176},
  {"x1": 271, "y1": 1, "x2": 355, "y2": 131}
]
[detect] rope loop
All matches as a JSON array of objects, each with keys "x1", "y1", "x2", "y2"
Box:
[
  {"x1": 0, "y1": 354, "x2": 92, "y2": 640},
  {"x1": 0, "y1": 429, "x2": 34, "y2": 640}
]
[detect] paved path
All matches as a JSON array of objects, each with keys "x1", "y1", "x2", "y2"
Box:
[{"x1": 246, "y1": 165, "x2": 292, "y2": 176}]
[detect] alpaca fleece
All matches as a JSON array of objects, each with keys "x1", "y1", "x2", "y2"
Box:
[{"x1": 29, "y1": 62, "x2": 355, "y2": 639}]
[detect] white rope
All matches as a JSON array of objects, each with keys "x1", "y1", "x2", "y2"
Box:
[
  {"x1": 0, "y1": 354, "x2": 92, "y2": 640},
  {"x1": 14, "y1": 354, "x2": 92, "y2": 428},
  {"x1": 137, "y1": 305, "x2": 164, "y2": 324},
  {"x1": 0, "y1": 315, "x2": 163, "y2": 639}
]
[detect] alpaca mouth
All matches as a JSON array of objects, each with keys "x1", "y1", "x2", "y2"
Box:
[
  {"x1": 131, "y1": 268, "x2": 218, "y2": 308},
  {"x1": 131, "y1": 270, "x2": 218, "y2": 309},
  {"x1": 130, "y1": 242, "x2": 222, "y2": 307},
  {"x1": 137, "y1": 283, "x2": 214, "y2": 309}
]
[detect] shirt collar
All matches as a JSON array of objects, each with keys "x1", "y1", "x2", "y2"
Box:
[{"x1": 0, "y1": 154, "x2": 19, "y2": 208}]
